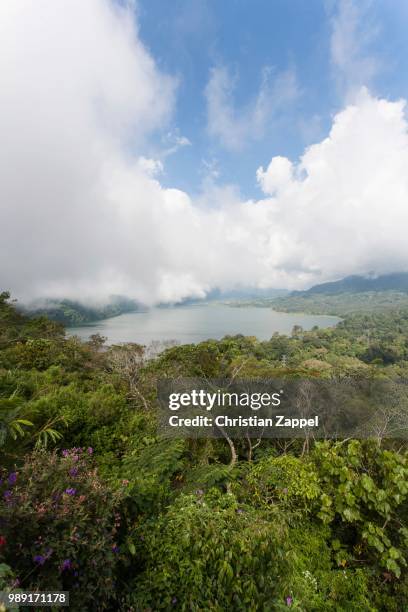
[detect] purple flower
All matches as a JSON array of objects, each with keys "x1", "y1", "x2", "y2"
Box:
[
  {"x1": 8, "y1": 472, "x2": 17, "y2": 485},
  {"x1": 3, "y1": 490, "x2": 12, "y2": 501},
  {"x1": 64, "y1": 488, "x2": 76, "y2": 496},
  {"x1": 87, "y1": 447, "x2": 93, "y2": 455},
  {"x1": 286, "y1": 596, "x2": 293, "y2": 607},
  {"x1": 61, "y1": 559, "x2": 72, "y2": 571},
  {"x1": 171, "y1": 597, "x2": 177, "y2": 605},
  {"x1": 69, "y1": 467, "x2": 78, "y2": 477},
  {"x1": 237, "y1": 508, "x2": 244, "y2": 514},
  {"x1": 62, "y1": 450, "x2": 69, "y2": 457},
  {"x1": 34, "y1": 555, "x2": 46, "y2": 566},
  {"x1": 112, "y1": 545, "x2": 120, "y2": 553},
  {"x1": 196, "y1": 489, "x2": 204, "y2": 496}
]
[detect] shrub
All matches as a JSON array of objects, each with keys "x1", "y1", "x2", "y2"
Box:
[
  {"x1": 312, "y1": 441, "x2": 408, "y2": 578},
  {"x1": 0, "y1": 449, "x2": 124, "y2": 611},
  {"x1": 131, "y1": 491, "x2": 289, "y2": 611},
  {"x1": 242, "y1": 454, "x2": 321, "y2": 514}
]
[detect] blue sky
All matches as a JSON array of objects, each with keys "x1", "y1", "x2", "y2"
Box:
[{"x1": 136, "y1": 0, "x2": 408, "y2": 198}]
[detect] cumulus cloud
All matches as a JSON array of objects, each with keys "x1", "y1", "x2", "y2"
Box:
[
  {"x1": 256, "y1": 157, "x2": 294, "y2": 197},
  {"x1": 205, "y1": 65, "x2": 298, "y2": 151},
  {"x1": 0, "y1": 0, "x2": 176, "y2": 303},
  {"x1": 1, "y1": 1, "x2": 408, "y2": 306},
  {"x1": 254, "y1": 88, "x2": 408, "y2": 285}
]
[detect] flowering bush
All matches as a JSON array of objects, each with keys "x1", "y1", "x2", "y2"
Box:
[{"x1": 0, "y1": 448, "x2": 124, "y2": 610}]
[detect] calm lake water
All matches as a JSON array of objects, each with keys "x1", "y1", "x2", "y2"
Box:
[{"x1": 67, "y1": 304, "x2": 340, "y2": 345}]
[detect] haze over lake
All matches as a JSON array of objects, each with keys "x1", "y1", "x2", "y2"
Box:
[{"x1": 67, "y1": 304, "x2": 340, "y2": 345}]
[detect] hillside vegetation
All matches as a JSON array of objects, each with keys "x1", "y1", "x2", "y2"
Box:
[
  {"x1": 21, "y1": 296, "x2": 141, "y2": 326},
  {"x1": 269, "y1": 272, "x2": 408, "y2": 316},
  {"x1": 1, "y1": 290, "x2": 408, "y2": 610},
  {"x1": 270, "y1": 290, "x2": 408, "y2": 316}
]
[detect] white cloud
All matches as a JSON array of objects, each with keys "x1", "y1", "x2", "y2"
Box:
[
  {"x1": 1, "y1": 1, "x2": 408, "y2": 305},
  {"x1": 0, "y1": 0, "x2": 176, "y2": 303},
  {"x1": 256, "y1": 157, "x2": 294, "y2": 197},
  {"x1": 98, "y1": 89, "x2": 408, "y2": 296},
  {"x1": 253, "y1": 88, "x2": 408, "y2": 286},
  {"x1": 137, "y1": 157, "x2": 164, "y2": 176},
  {"x1": 205, "y1": 65, "x2": 298, "y2": 151}
]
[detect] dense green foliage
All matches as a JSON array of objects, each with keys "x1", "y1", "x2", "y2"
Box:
[{"x1": 1, "y1": 290, "x2": 408, "y2": 610}]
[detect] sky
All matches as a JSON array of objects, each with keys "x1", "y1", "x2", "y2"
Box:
[
  {"x1": 2, "y1": 0, "x2": 408, "y2": 304},
  {"x1": 137, "y1": 0, "x2": 408, "y2": 197}
]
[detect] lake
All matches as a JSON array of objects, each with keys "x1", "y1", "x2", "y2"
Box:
[{"x1": 67, "y1": 304, "x2": 340, "y2": 345}]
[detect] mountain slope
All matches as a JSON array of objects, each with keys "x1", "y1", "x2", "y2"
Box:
[{"x1": 297, "y1": 273, "x2": 408, "y2": 296}]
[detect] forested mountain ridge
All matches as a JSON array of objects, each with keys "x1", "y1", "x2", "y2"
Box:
[
  {"x1": 298, "y1": 272, "x2": 408, "y2": 296},
  {"x1": 21, "y1": 295, "x2": 141, "y2": 326},
  {"x1": 266, "y1": 273, "x2": 408, "y2": 316},
  {"x1": 270, "y1": 290, "x2": 408, "y2": 316}
]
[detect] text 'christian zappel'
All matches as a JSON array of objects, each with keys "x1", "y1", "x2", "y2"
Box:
[{"x1": 167, "y1": 389, "x2": 319, "y2": 430}]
